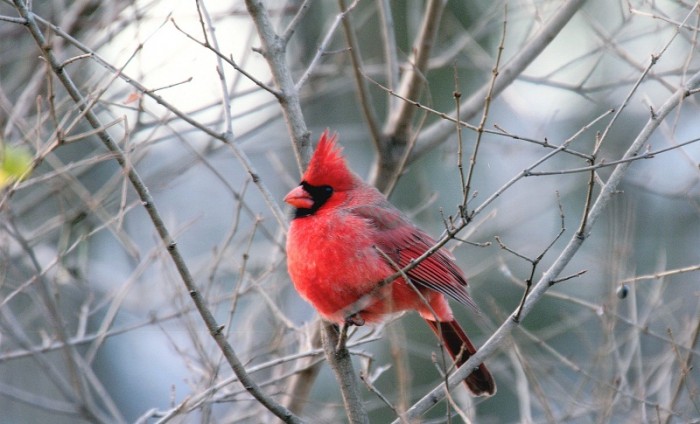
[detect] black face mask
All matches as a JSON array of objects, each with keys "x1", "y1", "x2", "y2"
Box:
[{"x1": 292, "y1": 181, "x2": 333, "y2": 218}]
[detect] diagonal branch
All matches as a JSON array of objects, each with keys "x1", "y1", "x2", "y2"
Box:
[{"x1": 399, "y1": 66, "x2": 700, "y2": 422}]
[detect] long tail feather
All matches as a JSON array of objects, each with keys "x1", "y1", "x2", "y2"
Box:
[{"x1": 425, "y1": 319, "x2": 496, "y2": 396}]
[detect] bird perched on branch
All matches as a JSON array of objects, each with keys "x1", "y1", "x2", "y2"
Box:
[{"x1": 284, "y1": 130, "x2": 495, "y2": 396}]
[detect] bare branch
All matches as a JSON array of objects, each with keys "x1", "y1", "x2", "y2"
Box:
[
  {"x1": 383, "y1": 0, "x2": 446, "y2": 141},
  {"x1": 244, "y1": 0, "x2": 311, "y2": 171},
  {"x1": 11, "y1": 1, "x2": 302, "y2": 422},
  {"x1": 321, "y1": 323, "x2": 369, "y2": 424},
  {"x1": 400, "y1": 65, "x2": 700, "y2": 423},
  {"x1": 336, "y1": 0, "x2": 382, "y2": 146},
  {"x1": 412, "y1": 0, "x2": 587, "y2": 161}
]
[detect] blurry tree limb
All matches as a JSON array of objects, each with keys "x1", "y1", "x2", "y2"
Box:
[
  {"x1": 298, "y1": 0, "x2": 360, "y2": 94},
  {"x1": 666, "y1": 316, "x2": 700, "y2": 424},
  {"x1": 382, "y1": 0, "x2": 446, "y2": 141},
  {"x1": 283, "y1": 320, "x2": 323, "y2": 414},
  {"x1": 11, "y1": 1, "x2": 303, "y2": 423},
  {"x1": 371, "y1": 0, "x2": 447, "y2": 191},
  {"x1": 0, "y1": 246, "x2": 119, "y2": 423},
  {"x1": 282, "y1": 0, "x2": 313, "y2": 42},
  {"x1": 338, "y1": 0, "x2": 382, "y2": 146},
  {"x1": 399, "y1": 65, "x2": 700, "y2": 422},
  {"x1": 619, "y1": 263, "x2": 700, "y2": 284},
  {"x1": 377, "y1": 0, "x2": 400, "y2": 113}
]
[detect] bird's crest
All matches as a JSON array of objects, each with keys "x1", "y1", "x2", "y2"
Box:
[{"x1": 303, "y1": 130, "x2": 357, "y2": 190}]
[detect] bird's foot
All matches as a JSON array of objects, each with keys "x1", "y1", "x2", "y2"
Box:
[{"x1": 344, "y1": 313, "x2": 365, "y2": 327}]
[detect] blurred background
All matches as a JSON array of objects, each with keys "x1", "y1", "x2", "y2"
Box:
[{"x1": 0, "y1": 0, "x2": 698, "y2": 423}]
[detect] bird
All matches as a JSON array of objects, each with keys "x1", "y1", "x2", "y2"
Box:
[{"x1": 284, "y1": 130, "x2": 495, "y2": 396}]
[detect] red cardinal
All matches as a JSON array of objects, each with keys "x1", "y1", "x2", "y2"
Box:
[{"x1": 284, "y1": 130, "x2": 495, "y2": 396}]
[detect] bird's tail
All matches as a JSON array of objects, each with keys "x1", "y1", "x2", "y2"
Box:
[{"x1": 425, "y1": 319, "x2": 496, "y2": 396}]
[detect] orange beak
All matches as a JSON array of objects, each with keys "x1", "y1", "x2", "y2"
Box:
[{"x1": 284, "y1": 185, "x2": 314, "y2": 209}]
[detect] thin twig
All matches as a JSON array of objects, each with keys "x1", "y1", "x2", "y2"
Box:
[
  {"x1": 282, "y1": 0, "x2": 314, "y2": 43},
  {"x1": 498, "y1": 191, "x2": 567, "y2": 321},
  {"x1": 364, "y1": 72, "x2": 595, "y2": 160},
  {"x1": 359, "y1": 371, "x2": 405, "y2": 423},
  {"x1": 619, "y1": 263, "x2": 700, "y2": 284},
  {"x1": 462, "y1": 4, "x2": 508, "y2": 217},
  {"x1": 454, "y1": 69, "x2": 467, "y2": 209},
  {"x1": 170, "y1": 11, "x2": 279, "y2": 97},
  {"x1": 525, "y1": 136, "x2": 700, "y2": 176},
  {"x1": 296, "y1": 0, "x2": 360, "y2": 93}
]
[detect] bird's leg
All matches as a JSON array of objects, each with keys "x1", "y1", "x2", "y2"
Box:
[{"x1": 335, "y1": 313, "x2": 364, "y2": 351}]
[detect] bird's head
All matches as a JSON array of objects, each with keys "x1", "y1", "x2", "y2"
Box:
[{"x1": 284, "y1": 130, "x2": 358, "y2": 218}]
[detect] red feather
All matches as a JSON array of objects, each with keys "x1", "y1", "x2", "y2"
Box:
[{"x1": 285, "y1": 130, "x2": 495, "y2": 396}]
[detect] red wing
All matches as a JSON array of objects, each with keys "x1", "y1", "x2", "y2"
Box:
[{"x1": 351, "y1": 204, "x2": 477, "y2": 311}]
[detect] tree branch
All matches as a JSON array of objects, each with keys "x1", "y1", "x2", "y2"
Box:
[
  {"x1": 370, "y1": 0, "x2": 447, "y2": 191},
  {"x1": 337, "y1": 0, "x2": 382, "y2": 147},
  {"x1": 383, "y1": 0, "x2": 446, "y2": 140},
  {"x1": 12, "y1": 2, "x2": 302, "y2": 422},
  {"x1": 411, "y1": 0, "x2": 587, "y2": 161},
  {"x1": 244, "y1": 0, "x2": 311, "y2": 172},
  {"x1": 399, "y1": 67, "x2": 700, "y2": 422},
  {"x1": 321, "y1": 323, "x2": 369, "y2": 424}
]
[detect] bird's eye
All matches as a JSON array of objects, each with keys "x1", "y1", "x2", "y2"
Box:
[
  {"x1": 311, "y1": 185, "x2": 333, "y2": 206},
  {"x1": 299, "y1": 181, "x2": 334, "y2": 205}
]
